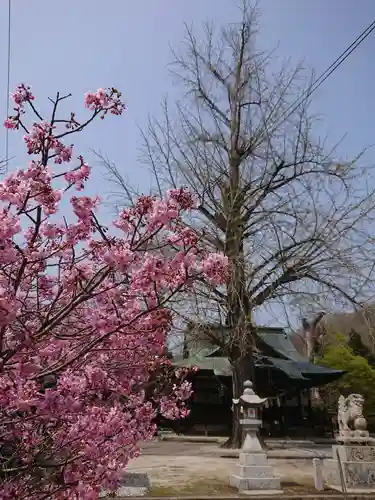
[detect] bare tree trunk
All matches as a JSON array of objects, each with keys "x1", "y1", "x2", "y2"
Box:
[
  {"x1": 222, "y1": 352, "x2": 255, "y2": 448},
  {"x1": 223, "y1": 360, "x2": 245, "y2": 448}
]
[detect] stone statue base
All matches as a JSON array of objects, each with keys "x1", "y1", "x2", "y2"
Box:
[
  {"x1": 323, "y1": 445, "x2": 375, "y2": 492},
  {"x1": 230, "y1": 451, "x2": 282, "y2": 495},
  {"x1": 336, "y1": 430, "x2": 375, "y2": 446}
]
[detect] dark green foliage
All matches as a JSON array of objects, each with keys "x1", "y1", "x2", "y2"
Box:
[{"x1": 319, "y1": 335, "x2": 375, "y2": 416}]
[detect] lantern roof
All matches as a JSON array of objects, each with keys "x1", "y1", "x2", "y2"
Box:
[{"x1": 233, "y1": 380, "x2": 268, "y2": 407}]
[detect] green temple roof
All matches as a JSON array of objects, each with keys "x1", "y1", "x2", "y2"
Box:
[
  {"x1": 257, "y1": 331, "x2": 307, "y2": 362},
  {"x1": 176, "y1": 325, "x2": 345, "y2": 395},
  {"x1": 174, "y1": 355, "x2": 231, "y2": 376},
  {"x1": 174, "y1": 354, "x2": 343, "y2": 384}
]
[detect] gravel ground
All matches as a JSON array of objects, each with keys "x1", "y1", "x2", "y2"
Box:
[
  {"x1": 127, "y1": 441, "x2": 320, "y2": 487},
  {"x1": 140, "y1": 440, "x2": 331, "y2": 457}
]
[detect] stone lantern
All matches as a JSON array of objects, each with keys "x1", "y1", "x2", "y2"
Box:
[{"x1": 229, "y1": 381, "x2": 282, "y2": 495}]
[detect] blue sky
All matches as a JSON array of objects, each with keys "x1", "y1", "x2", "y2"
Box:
[{"x1": 1, "y1": 0, "x2": 374, "y2": 328}]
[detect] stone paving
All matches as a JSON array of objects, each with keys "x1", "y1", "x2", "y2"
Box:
[{"x1": 126, "y1": 440, "x2": 323, "y2": 488}]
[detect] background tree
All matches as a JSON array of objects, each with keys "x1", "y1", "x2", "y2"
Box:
[
  {"x1": 306, "y1": 304, "x2": 375, "y2": 360},
  {"x1": 318, "y1": 336, "x2": 375, "y2": 422},
  {"x1": 103, "y1": 3, "x2": 375, "y2": 447},
  {"x1": 292, "y1": 305, "x2": 375, "y2": 375}
]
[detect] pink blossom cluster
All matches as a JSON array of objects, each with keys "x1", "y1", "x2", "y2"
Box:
[
  {"x1": 22, "y1": 120, "x2": 74, "y2": 164},
  {"x1": 0, "y1": 85, "x2": 227, "y2": 500},
  {"x1": 4, "y1": 84, "x2": 34, "y2": 130},
  {"x1": 84, "y1": 87, "x2": 126, "y2": 118},
  {"x1": 12, "y1": 83, "x2": 35, "y2": 106},
  {"x1": 64, "y1": 156, "x2": 90, "y2": 190}
]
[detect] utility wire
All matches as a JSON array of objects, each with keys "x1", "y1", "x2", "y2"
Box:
[
  {"x1": 5, "y1": 0, "x2": 12, "y2": 172},
  {"x1": 270, "y1": 19, "x2": 375, "y2": 133}
]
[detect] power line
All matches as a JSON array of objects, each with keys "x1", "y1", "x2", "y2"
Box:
[
  {"x1": 271, "y1": 19, "x2": 375, "y2": 132},
  {"x1": 5, "y1": 0, "x2": 12, "y2": 172}
]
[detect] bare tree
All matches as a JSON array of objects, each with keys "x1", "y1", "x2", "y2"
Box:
[
  {"x1": 297, "y1": 304, "x2": 375, "y2": 358},
  {"x1": 102, "y1": 3, "x2": 375, "y2": 446}
]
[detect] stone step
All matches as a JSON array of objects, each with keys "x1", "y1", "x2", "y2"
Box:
[
  {"x1": 239, "y1": 452, "x2": 268, "y2": 466},
  {"x1": 235, "y1": 464, "x2": 275, "y2": 478},
  {"x1": 230, "y1": 474, "x2": 281, "y2": 491}
]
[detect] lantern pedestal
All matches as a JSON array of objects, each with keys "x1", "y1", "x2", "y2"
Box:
[{"x1": 229, "y1": 381, "x2": 282, "y2": 496}]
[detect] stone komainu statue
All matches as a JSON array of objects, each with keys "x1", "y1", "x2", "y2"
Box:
[{"x1": 337, "y1": 394, "x2": 365, "y2": 433}]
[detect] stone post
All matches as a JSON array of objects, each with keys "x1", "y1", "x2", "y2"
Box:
[
  {"x1": 229, "y1": 381, "x2": 282, "y2": 495},
  {"x1": 313, "y1": 458, "x2": 324, "y2": 491}
]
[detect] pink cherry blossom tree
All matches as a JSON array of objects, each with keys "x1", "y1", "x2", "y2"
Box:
[{"x1": 0, "y1": 85, "x2": 227, "y2": 500}]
